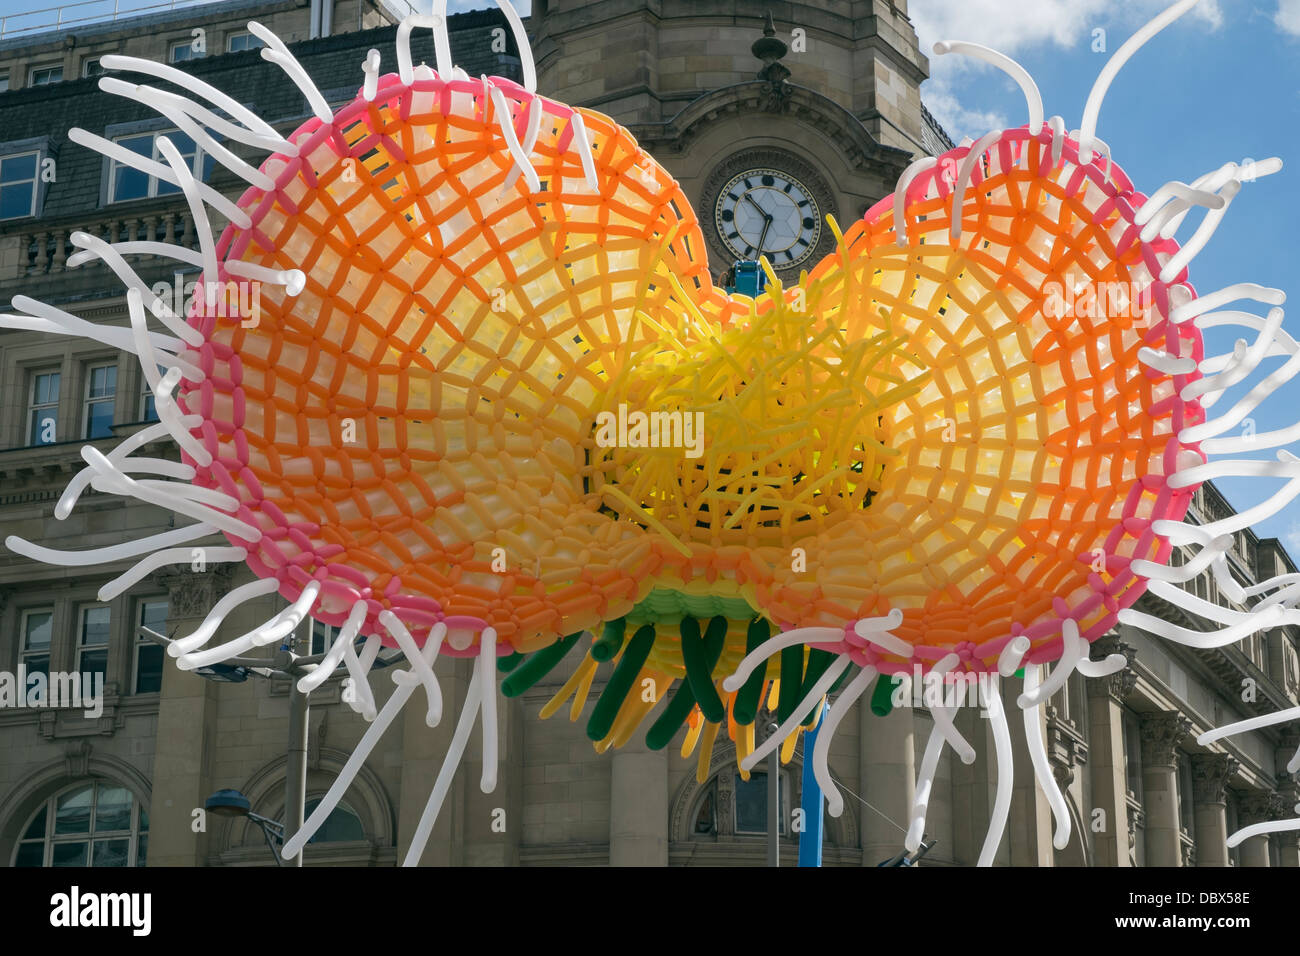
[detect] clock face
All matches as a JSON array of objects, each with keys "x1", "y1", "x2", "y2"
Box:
[{"x1": 713, "y1": 168, "x2": 822, "y2": 268}]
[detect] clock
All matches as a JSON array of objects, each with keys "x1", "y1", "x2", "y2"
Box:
[{"x1": 713, "y1": 167, "x2": 821, "y2": 268}]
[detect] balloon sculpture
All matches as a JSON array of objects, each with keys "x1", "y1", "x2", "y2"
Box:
[{"x1": 4, "y1": 0, "x2": 1298, "y2": 864}]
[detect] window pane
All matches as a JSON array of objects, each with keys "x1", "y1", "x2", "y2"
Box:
[
  {"x1": 55, "y1": 787, "x2": 93, "y2": 835},
  {"x1": 135, "y1": 644, "x2": 163, "y2": 694},
  {"x1": 86, "y1": 399, "x2": 115, "y2": 438},
  {"x1": 23, "y1": 654, "x2": 49, "y2": 683},
  {"x1": 311, "y1": 619, "x2": 334, "y2": 656},
  {"x1": 24, "y1": 611, "x2": 53, "y2": 650},
  {"x1": 1, "y1": 152, "x2": 37, "y2": 183},
  {"x1": 80, "y1": 648, "x2": 108, "y2": 678},
  {"x1": 92, "y1": 838, "x2": 130, "y2": 867},
  {"x1": 51, "y1": 842, "x2": 88, "y2": 866},
  {"x1": 35, "y1": 370, "x2": 59, "y2": 405},
  {"x1": 113, "y1": 164, "x2": 149, "y2": 201},
  {"x1": 31, "y1": 67, "x2": 63, "y2": 85},
  {"x1": 118, "y1": 134, "x2": 154, "y2": 156},
  {"x1": 164, "y1": 131, "x2": 196, "y2": 158},
  {"x1": 14, "y1": 842, "x2": 43, "y2": 867},
  {"x1": 136, "y1": 833, "x2": 148, "y2": 867},
  {"x1": 0, "y1": 183, "x2": 34, "y2": 219},
  {"x1": 29, "y1": 407, "x2": 58, "y2": 444},
  {"x1": 96, "y1": 787, "x2": 132, "y2": 832},
  {"x1": 303, "y1": 799, "x2": 365, "y2": 842},
  {"x1": 229, "y1": 33, "x2": 264, "y2": 52},
  {"x1": 88, "y1": 364, "x2": 116, "y2": 399},
  {"x1": 23, "y1": 807, "x2": 47, "y2": 840},
  {"x1": 82, "y1": 607, "x2": 111, "y2": 646},
  {"x1": 141, "y1": 601, "x2": 168, "y2": 631},
  {"x1": 142, "y1": 392, "x2": 158, "y2": 421},
  {"x1": 0, "y1": 74, "x2": 8, "y2": 93},
  {"x1": 733, "y1": 772, "x2": 784, "y2": 834}
]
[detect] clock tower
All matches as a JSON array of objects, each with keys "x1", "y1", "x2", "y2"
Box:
[{"x1": 527, "y1": 0, "x2": 950, "y2": 279}]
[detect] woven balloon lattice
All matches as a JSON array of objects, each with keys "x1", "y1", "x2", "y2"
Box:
[
  {"x1": 191, "y1": 82, "x2": 1196, "y2": 695},
  {"x1": 14, "y1": 3, "x2": 1298, "y2": 864}
]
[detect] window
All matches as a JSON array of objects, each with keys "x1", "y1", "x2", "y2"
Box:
[
  {"x1": 28, "y1": 369, "x2": 60, "y2": 445},
  {"x1": 0, "y1": 71, "x2": 9, "y2": 92},
  {"x1": 733, "y1": 771, "x2": 786, "y2": 835},
  {"x1": 135, "y1": 600, "x2": 167, "y2": 694},
  {"x1": 227, "y1": 32, "x2": 265, "y2": 53},
  {"x1": 310, "y1": 618, "x2": 342, "y2": 656},
  {"x1": 77, "y1": 606, "x2": 110, "y2": 681},
  {"x1": 20, "y1": 609, "x2": 53, "y2": 682},
  {"x1": 170, "y1": 39, "x2": 203, "y2": 63},
  {"x1": 28, "y1": 64, "x2": 63, "y2": 86},
  {"x1": 302, "y1": 798, "x2": 364, "y2": 842},
  {"x1": 12, "y1": 782, "x2": 149, "y2": 867},
  {"x1": 141, "y1": 365, "x2": 161, "y2": 421},
  {"x1": 83, "y1": 58, "x2": 104, "y2": 78},
  {"x1": 83, "y1": 363, "x2": 117, "y2": 439},
  {"x1": 109, "y1": 130, "x2": 212, "y2": 203},
  {"x1": 0, "y1": 150, "x2": 39, "y2": 219}
]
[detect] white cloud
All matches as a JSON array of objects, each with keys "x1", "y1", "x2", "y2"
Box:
[
  {"x1": 1277, "y1": 0, "x2": 1300, "y2": 35},
  {"x1": 910, "y1": 0, "x2": 1222, "y2": 142}
]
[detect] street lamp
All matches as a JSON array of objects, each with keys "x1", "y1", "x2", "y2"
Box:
[
  {"x1": 140, "y1": 620, "x2": 403, "y2": 866},
  {"x1": 204, "y1": 788, "x2": 286, "y2": 866}
]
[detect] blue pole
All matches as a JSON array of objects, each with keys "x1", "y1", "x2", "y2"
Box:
[{"x1": 798, "y1": 703, "x2": 828, "y2": 867}]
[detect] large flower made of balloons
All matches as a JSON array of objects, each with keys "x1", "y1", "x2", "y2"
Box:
[{"x1": 5, "y1": 0, "x2": 1298, "y2": 864}]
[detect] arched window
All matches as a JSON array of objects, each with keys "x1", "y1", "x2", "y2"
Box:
[
  {"x1": 11, "y1": 781, "x2": 148, "y2": 867},
  {"x1": 302, "y1": 798, "x2": 365, "y2": 843},
  {"x1": 689, "y1": 768, "x2": 791, "y2": 839}
]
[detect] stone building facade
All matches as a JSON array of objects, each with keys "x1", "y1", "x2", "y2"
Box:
[{"x1": 0, "y1": 0, "x2": 1296, "y2": 868}]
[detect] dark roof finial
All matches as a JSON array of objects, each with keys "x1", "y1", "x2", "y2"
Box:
[{"x1": 752, "y1": 11, "x2": 789, "y2": 72}]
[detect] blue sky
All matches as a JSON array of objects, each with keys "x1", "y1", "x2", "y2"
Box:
[{"x1": 2, "y1": 0, "x2": 1295, "y2": 551}]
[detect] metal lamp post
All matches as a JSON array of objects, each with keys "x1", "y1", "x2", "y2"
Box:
[{"x1": 140, "y1": 617, "x2": 401, "y2": 866}]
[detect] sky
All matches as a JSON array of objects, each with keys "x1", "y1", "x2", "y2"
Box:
[{"x1": 1, "y1": 0, "x2": 1295, "y2": 552}]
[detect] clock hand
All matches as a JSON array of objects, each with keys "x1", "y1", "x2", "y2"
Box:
[
  {"x1": 744, "y1": 194, "x2": 768, "y2": 220},
  {"x1": 757, "y1": 217, "x2": 772, "y2": 255}
]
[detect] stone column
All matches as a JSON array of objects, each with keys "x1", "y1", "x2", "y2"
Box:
[
  {"x1": 1275, "y1": 777, "x2": 1300, "y2": 868},
  {"x1": 1236, "y1": 792, "x2": 1282, "y2": 867},
  {"x1": 1190, "y1": 753, "x2": 1238, "y2": 867},
  {"x1": 148, "y1": 566, "x2": 230, "y2": 867},
  {"x1": 859, "y1": 682, "x2": 915, "y2": 866},
  {"x1": 609, "y1": 733, "x2": 668, "y2": 865},
  {"x1": 1087, "y1": 637, "x2": 1137, "y2": 866},
  {"x1": 1139, "y1": 711, "x2": 1190, "y2": 866}
]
